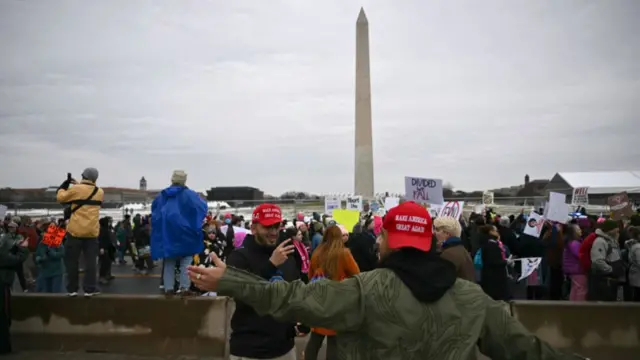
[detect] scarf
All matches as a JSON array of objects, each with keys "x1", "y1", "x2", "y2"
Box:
[{"x1": 293, "y1": 239, "x2": 310, "y2": 274}]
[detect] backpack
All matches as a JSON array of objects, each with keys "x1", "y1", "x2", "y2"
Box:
[
  {"x1": 473, "y1": 249, "x2": 483, "y2": 270},
  {"x1": 578, "y1": 233, "x2": 597, "y2": 273}
]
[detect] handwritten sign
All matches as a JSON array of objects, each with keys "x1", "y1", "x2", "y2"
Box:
[
  {"x1": 324, "y1": 197, "x2": 341, "y2": 215},
  {"x1": 571, "y1": 187, "x2": 589, "y2": 206},
  {"x1": 346, "y1": 196, "x2": 363, "y2": 211},
  {"x1": 608, "y1": 192, "x2": 633, "y2": 221},
  {"x1": 439, "y1": 201, "x2": 465, "y2": 220},
  {"x1": 41, "y1": 224, "x2": 66, "y2": 247},
  {"x1": 404, "y1": 176, "x2": 444, "y2": 205},
  {"x1": 482, "y1": 191, "x2": 494, "y2": 205}
]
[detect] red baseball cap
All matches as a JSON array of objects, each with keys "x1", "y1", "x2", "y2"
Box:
[
  {"x1": 252, "y1": 204, "x2": 283, "y2": 226},
  {"x1": 383, "y1": 201, "x2": 433, "y2": 252}
]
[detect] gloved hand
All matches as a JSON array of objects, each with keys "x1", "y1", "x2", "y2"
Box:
[{"x1": 58, "y1": 173, "x2": 75, "y2": 191}]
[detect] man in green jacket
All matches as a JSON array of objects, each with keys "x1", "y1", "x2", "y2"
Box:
[
  {"x1": 0, "y1": 222, "x2": 30, "y2": 354},
  {"x1": 189, "y1": 202, "x2": 584, "y2": 360}
]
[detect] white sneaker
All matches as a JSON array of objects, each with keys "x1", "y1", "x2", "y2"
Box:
[
  {"x1": 84, "y1": 291, "x2": 101, "y2": 297},
  {"x1": 67, "y1": 292, "x2": 78, "y2": 297}
]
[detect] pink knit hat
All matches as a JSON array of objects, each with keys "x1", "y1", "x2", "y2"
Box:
[{"x1": 373, "y1": 216, "x2": 383, "y2": 236}]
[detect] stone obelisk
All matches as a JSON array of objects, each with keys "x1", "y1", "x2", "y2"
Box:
[{"x1": 354, "y1": 7, "x2": 374, "y2": 199}]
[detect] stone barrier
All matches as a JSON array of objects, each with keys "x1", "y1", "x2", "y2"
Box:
[
  {"x1": 11, "y1": 294, "x2": 232, "y2": 358},
  {"x1": 11, "y1": 294, "x2": 640, "y2": 359},
  {"x1": 510, "y1": 300, "x2": 640, "y2": 360}
]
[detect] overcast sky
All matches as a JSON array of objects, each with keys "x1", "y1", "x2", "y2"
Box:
[{"x1": 1, "y1": 0, "x2": 639, "y2": 195}]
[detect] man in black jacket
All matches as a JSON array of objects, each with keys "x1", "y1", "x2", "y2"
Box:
[{"x1": 226, "y1": 204, "x2": 300, "y2": 360}]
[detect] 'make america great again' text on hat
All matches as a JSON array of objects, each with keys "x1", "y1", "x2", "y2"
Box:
[
  {"x1": 252, "y1": 204, "x2": 283, "y2": 226},
  {"x1": 383, "y1": 201, "x2": 433, "y2": 252}
]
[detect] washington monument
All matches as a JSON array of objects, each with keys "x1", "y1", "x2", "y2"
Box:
[{"x1": 354, "y1": 7, "x2": 374, "y2": 198}]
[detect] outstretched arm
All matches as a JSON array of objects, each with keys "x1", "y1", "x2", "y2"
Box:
[{"x1": 217, "y1": 267, "x2": 365, "y2": 333}]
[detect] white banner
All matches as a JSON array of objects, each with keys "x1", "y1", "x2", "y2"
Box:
[
  {"x1": 324, "y1": 197, "x2": 341, "y2": 215},
  {"x1": 404, "y1": 176, "x2": 444, "y2": 205},
  {"x1": 517, "y1": 257, "x2": 542, "y2": 281},
  {"x1": 383, "y1": 197, "x2": 400, "y2": 211},
  {"x1": 571, "y1": 187, "x2": 589, "y2": 206},
  {"x1": 346, "y1": 196, "x2": 363, "y2": 211},
  {"x1": 546, "y1": 192, "x2": 569, "y2": 224}
]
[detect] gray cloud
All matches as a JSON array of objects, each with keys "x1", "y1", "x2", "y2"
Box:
[{"x1": 1, "y1": 0, "x2": 639, "y2": 194}]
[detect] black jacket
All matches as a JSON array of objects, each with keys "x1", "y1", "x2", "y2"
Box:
[
  {"x1": 346, "y1": 230, "x2": 378, "y2": 272},
  {"x1": 226, "y1": 234, "x2": 300, "y2": 358}
]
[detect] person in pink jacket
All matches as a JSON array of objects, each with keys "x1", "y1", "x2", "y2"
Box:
[{"x1": 563, "y1": 224, "x2": 586, "y2": 301}]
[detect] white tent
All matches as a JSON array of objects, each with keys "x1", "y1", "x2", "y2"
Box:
[{"x1": 555, "y1": 171, "x2": 640, "y2": 194}]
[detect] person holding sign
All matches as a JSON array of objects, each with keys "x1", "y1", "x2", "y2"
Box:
[{"x1": 188, "y1": 201, "x2": 585, "y2": 360}]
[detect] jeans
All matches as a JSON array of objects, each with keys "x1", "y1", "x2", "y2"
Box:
[
  {"x1": 64, "y1": 235, "x2": 99, "y2": 293},
  {"x1": 162, "y1": 256, "x2": 192, "y2": 291},
  {"x1": 36, "y1": 274, "x2": 63, "y2": 293}
]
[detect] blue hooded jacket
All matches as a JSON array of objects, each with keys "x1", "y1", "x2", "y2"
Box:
[{"x1": 150, "y1": 185, "x2": 207, "y2": 260}]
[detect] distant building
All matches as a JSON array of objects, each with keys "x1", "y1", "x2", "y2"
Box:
[
  {"x1": 516, "y1": 173, "x2": 549, "y2": 198},
  {"x1": 139, "y1": 177, "x2": 147, "y2": 191},
  {"x1": 544, "y1": 171, "x2": 640, "y2": 205},
  {"x1": 207, "y1": 186, "x2": 264, "y2": 202}
]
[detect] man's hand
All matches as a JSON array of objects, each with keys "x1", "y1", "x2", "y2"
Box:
[
  {"x1": 269, "y1": 239, "x2": 295, "y2": 267},
  {"x1": 188, "y1": 253, "x2": 227, "y2": 292}
]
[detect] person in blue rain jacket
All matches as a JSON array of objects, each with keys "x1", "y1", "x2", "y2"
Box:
[{"x1": 150, "y1": 170, "x2": 207, "y2": 296}]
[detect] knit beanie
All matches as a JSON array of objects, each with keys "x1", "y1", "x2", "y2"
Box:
[
  {"x1": 171, "y1": 170, "x2": 187, "y2": 185},
  {"x1": 601, "y1": 220, "x2": 618, "y2": 233}
]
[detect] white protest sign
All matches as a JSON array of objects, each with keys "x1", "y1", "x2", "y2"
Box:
[
  {"x1": 571, "y1": 187, "x2": 589, "y2": 206},
  {"x1": 438, "y1": 201, "x2": 465, "y2": 220},
  {"x1": 482, "y1": 191, "x2": 494, "y2": 205},
  {"x1": 384, "y1": 197, "x2": 400, "y2": 211},
  {"x1": 517, "y1": 257, "x2": 542, "y2": 281},
  {"x1": 346, "y1": 196, "x2": 363, "y2": 211},
  {"x1": 546, "y1": 192, "x2": 569, "y2": 224},
  {"x1": 523, "y1": 212, "x2": 544, "y2": 238},
  {"x1": 324, "y1": 197, "x2": 341, "y2": 215},
  {"x1": 404, "y1": 176, "x2": 444, "y2": 205},
  {"x1": 428, "y1": 203, "x2": 444, "y2": 218},
  {"x1": 0, "y1": 205, "x2": 7, "y2": 220}
]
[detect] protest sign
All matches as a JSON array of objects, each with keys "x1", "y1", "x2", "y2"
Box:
[
  {"x1": 332, "y1": 209, "x2": 361, "y2": 232},
  {"x1": 324, "y1": 197, "x2": 341, "y2": 215},
  {"x1": 438, "y1": 201, "x2": 465, "y2": 220},
  {"x1": 608, "y1": 192, "x2": 633, "y2": 220},
  {"x1": 0, "y1": 205, "x2": 7, "y2": 220},
  {"x1": 384, "y1": 197, "x2": 400, "y2": 211},
  {"x1": 523, "y1": 212, "x2": 544, "y2": 238},
  {"x1": 41, "y1": 224, "x2": 66, "y2": 247},
  {"x1": 545, "y1": 192, "x2": 569, "y2": 224},
  {"x1": 482, "y1": 191, "x2": 494, "y2": 205},
  {"x1": 404, "y1": 176, "x2": 444, "y2": 205},
  {"x1": 346, "y1": 196, "x2": 363, "y2": 211},
  {"x1": 517, "y1": 257, "x2": 542, "y2": 281},
  {"x1": 571, "y1": 187, "x2": 589, "y2": 206}
]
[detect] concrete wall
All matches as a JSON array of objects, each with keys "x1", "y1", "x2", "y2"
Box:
[
  {"x1": 11, "y1": 295, "x2": 640, "y2": 360},
  {"x1": 510, "y1": 301, "x2": 640, "y2": 360},
  {"x1": 11, "y1": 294, "x2": 232, "y2": 359}
]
